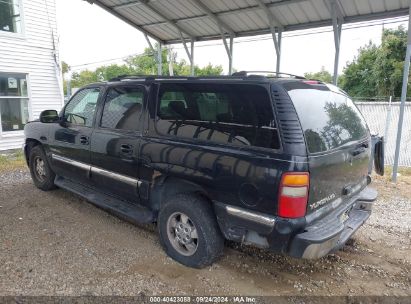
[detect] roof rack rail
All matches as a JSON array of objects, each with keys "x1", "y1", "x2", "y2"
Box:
[
  {"x1": 108, "y1": 75, "x2": 157, "y2": 82},
  {"x1": 231, "y1": 71, "x2": 306, "y2": 79},
  {"x1": 108, "y1": 74, "x2": 256, "y2": 82}
]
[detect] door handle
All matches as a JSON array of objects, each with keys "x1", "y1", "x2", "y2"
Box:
[
  {"x1": 120, "y1": 144, "x2": 133, "y2": 154},
  {"x1": 80, "y1": 135, "x2": 89, "y2": 145}
]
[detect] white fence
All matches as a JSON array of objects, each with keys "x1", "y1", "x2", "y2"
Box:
[{"x1": 355, "y1": 102, "x2": 411, "y2": 167}]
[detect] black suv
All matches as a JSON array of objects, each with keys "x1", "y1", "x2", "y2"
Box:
[{"x1": 24, "y1": 73, "x2": 384, "y2": 268}]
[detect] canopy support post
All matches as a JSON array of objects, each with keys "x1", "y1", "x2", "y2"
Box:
[
  {"x1": 144, "y1": 33, "x2": 154, "y2": 52},
  {"x1": 331, "y1": 0, "x2": 343, "y2": 85},
  {"x1": 157, "y1": 42, "x2": 162, "y2": 76},
  {"x1": 179, "y1": 31, "x2": 195, "y2": 76},
  {"x1": 228, "y1": 35, "x2": 234, "y2": 75},
  {"x1": 274, "y1": 28, "x2": 282, "y2": 74},
  {"x1": 190, "y1": 39, "x2": 195, "y2": 76},
  {"x1": 392, "y1": 4, "x2": 411, "y2": 182}
]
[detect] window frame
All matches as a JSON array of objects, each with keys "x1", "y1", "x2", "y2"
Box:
[
  {"x1": 97, "y1": 84, "x2": 146, "y2": 133},
  {"x1": 154, "y1": 82, "x2": 282, "y2": 153},
  {"x1": 61, "y1": 86, "x2": 102, "y2": 128},
  {"x1": 0, "y1": 71, "x2": 31, "y2": 136},
  {"x1": 0, "y1": 0, "x2": 26, "y2": 39}
]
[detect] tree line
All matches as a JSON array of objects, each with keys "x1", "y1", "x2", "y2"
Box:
[
  {"x1": 304, "y1": 26, "x2": 410, "y2": 100},
  {"x1": 64, "y1": 26, "x2": 409, "y2": 100},
  {"x1": 62, "y1": 46, "x2": 223, "y2": 93}
]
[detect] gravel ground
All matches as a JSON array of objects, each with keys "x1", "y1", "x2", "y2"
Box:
[{"x1": 0, "y1": 169, "x2": 410, "y2": 296}]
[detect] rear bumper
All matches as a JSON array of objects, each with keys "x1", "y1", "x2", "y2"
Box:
[{"x1": 214, "y1": 186, "x2": 378, "y2": 259}]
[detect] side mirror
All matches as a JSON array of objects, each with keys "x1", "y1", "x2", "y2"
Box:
[{"x1": 39, "y1": 110, "x2": 59, "y2": 123}]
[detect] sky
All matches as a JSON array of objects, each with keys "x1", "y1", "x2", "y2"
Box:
[{"x1": 56, "y1": 0, "x2": 409, "y2": 77}]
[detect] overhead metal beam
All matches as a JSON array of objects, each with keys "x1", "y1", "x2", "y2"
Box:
[
  {"x1": 255, "y1": 0, "x2": 284, "y2": 29},
  {"x1": 142, "y1": 0, "x2": 309, "y2": 29},
  {"x1": 392, "y1": 2, "x2": 411, "y2": 182},
  {"x1": 162, "y1": 8, "x2": 410, "y2": 44},
  {"x1": 138, "y1": 0, "x2": 195, "y2": 40},
  {"x1": 191, "y1": 0, "x2": 235, "y2": 37},
  {"x1": 85, "y1": 0, "x2": 163, "y2": 43}
]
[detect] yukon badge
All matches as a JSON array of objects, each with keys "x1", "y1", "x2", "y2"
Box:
[{"x1": 310, "y1": 193, "x2": 336, "y2": 210}]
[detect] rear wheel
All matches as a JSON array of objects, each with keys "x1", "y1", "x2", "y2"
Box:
[
  {"x1": 29, "y1": 145, "x2": 56, "y2": 191},
  {"x1": 158, "y1": 194, "x2": 224, "y2": 268}
]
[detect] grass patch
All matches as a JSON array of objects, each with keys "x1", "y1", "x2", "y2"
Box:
[
  {"x1": 383, "y1": 166, "x2": 411, "y2": 177},
  {"x1": 0, "y1": 150, "x2": 27, "y2": 172}
]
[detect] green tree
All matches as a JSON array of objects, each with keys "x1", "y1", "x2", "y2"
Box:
[
  {"x1": 71, "y1": 70, "x2": 98, "y2": 88},
  {"x1": 69, "y1": 45, "x2": 223, "y2": 88},
  {"x1": 341, "y1": 42, "x2": 379, "y2": 97},
  {"x1": 304, "y1": 66, "x2": 333, "y2": 83},
  {"x1": 373, "y1": 26, "x2": 408, "y2": 97},
  {"x1": 341, "y1": 26, "x2": 410, "y2": 98},
  {"x1": 195, "y1": 63, "x2": 224, "y2": 76},
  {"x1": 95, "y1": 64, "x2": 134, "y2": 81}
]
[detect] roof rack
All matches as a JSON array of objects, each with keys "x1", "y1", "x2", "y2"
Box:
[
  {"x1": 231, "y1": 71, "x2": 306, "y2": 79},
  {"x1": 109, "y1": 74, "x2": 255, "y2": 82}
]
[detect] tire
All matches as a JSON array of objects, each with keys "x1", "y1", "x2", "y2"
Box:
[
  {"x1": 158, "y1": 194, "x2": 224, "y2": 268},
  {"x1": 29, "y1": 145, "x2": 56, "y2": 191}
]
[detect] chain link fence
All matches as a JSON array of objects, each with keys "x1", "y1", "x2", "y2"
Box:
[{"x1": 355, "y1": 102, "x2": 411, "y2": 167}]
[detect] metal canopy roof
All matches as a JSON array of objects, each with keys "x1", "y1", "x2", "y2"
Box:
[{"x1": 88, "y1": 0, "x2": 410, "y2": 44}]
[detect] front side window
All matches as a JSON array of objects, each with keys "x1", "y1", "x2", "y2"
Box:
[
  {"x1": 0, "y1": 0, "x2": 22, "y2": 34},
  {"x1": 101, "y1": 86, "x2": 144, "y2": 131},
  {"x1": 0, "y1": 73, "x2": 29, "y2": 132},
  {"x1": 64, "y1": 88, "x2": 100, "y2": 127},
  {"x1": 156, "y1": 83, "x2": 280, "y2": 150}
]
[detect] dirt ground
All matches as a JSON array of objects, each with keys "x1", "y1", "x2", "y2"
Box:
[{"x1": 0, "y1": 169, "x2": 410, "y2": 296}]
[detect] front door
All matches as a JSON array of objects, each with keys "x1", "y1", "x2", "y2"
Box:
[
  {"x1": 90, "y1": 85, "x2": 145, "y2": 203},
  {"x1": 48, "y1": 87, "x2": 101, "y2": 183}
]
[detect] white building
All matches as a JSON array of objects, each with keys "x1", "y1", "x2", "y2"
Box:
[{"x1": 0, "y1": 0, "x2": 63, "y2": 150}]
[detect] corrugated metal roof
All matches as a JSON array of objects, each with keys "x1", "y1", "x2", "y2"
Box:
[{"x1": 87, "y1": 0, "x2": 410, "y2": 44}]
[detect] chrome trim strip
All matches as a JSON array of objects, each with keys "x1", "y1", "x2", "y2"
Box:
[
  {"x1": 52, "y1": 154, "x2": 91, "y2": 171},
  {"x1": 51, "y1": 154, "x2": 141, "y2": 187},
  {"x1": 91, "y1": 166, "x2": 142, "y2": 187},
  {"x1": 225, "y1": 205, "x2": 276, "y2": 228}
]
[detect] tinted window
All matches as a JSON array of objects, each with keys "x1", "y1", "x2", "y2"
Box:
[
  {"x1": 157, "y1": 83, "x2": 280, "y2": 150},
  {"x1": 64, "y1": 88, "x2": 100, "y2": 127},
  {"x1": 286, "y1": 85, "x2": 368, "y2": 153},
  {"x1": 101, "y1": 86, "x2": 143, "y2": 131}
]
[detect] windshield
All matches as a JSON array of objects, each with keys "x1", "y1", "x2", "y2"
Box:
[{"x1": 285, "y1": 84, "x2": 368, "y2": 153}]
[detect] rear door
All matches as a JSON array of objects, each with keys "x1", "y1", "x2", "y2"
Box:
[
  {"x1": 285, "y1": 82, "x2": 370, "y2": 215},
  {"x1": 90, "y1": 84, "x2": 145, "y2": 203}
]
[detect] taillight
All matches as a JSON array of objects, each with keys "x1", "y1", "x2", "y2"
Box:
[{"x1": 278, "y1": 172, "x2": 309, "y2": 218}]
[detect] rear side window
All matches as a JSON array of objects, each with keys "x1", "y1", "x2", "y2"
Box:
[
  {"x1": 101, "y1": 86, "x2": 143, "y2": 131},
  {"x1": 156, "y1": 83, "x2": 280, "y2": 150},
  {"x1": 286, "y1": 85, "x2": 368, "y2": 153}
]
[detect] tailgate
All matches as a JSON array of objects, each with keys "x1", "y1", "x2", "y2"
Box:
[{"x1": 284, "y1": 81, "x2": 371, "y2": 216}]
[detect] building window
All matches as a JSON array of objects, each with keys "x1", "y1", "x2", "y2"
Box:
[
  {"x1": 0, "y1": 73, "x2": 29, "y2": 132},
  {"x1": 0, "y1": 0, "x2": 22, "y2": 34}
]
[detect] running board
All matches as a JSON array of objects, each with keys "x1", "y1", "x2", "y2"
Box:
[{"x1": 55, "y1": 176, "x2": 155, "y2": 224}]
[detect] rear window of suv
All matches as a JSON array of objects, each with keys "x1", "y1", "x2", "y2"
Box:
[
  {"x1": 285, "y1": 83, "x2": 368, "y2": 153},
  {"x1": 156, "y1": 83, "x2": 280, "y2": 150}
]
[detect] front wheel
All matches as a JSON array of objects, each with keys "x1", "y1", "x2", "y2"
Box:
[
  {"x1": 29, "y1": 145, "x2": 56, "y2": 191},
  {"x1": 158, "y1": 194, "x2": 224, "y2": 268}
]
